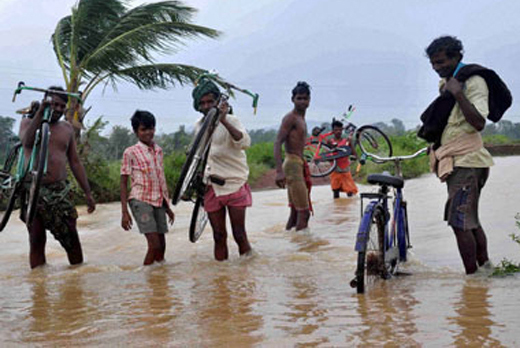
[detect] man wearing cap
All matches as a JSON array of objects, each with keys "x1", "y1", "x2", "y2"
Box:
[{"x1": 191, "y1": 78, "x2": 253, "y2": 261}]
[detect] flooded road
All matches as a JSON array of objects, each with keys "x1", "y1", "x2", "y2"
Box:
[{"x1": 1, "y1": 156, "x2": 519, "y2": 347}]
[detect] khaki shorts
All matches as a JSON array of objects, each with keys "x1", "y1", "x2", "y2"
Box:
[
  {"x1": 129, "y1": 199, "x2": 168, "y2": 234},
  {"x1": 444, "y1": 167, "x2": 489, "y2": 230},
  {"x1": 283, "y1": 154, "x2": 309, "y2": 210}
]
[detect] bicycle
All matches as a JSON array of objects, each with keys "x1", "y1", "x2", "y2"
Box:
[
  {"x1": 350, "y1": 138, "x2": 428, "y2": 294},
  {"x1": 171, "y1": 73, "x2": 259, "y2": 243},
  {"x1": 0, "y1": 82, "x2": 82, "y2": 232},
  {"x1": 303, "y1": 105, "x2": 393, "y2": 177}
]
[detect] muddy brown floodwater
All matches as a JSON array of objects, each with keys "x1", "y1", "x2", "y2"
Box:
[{"x1": 1, "y1": 156, "x2": 519, "y2": 347}]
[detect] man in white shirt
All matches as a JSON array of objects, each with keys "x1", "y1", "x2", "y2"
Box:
[{"x1": 192, "y1": 78, "x2": 253, "y2": 261}]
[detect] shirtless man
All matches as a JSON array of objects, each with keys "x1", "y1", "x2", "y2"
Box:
[
  {"x1": 19, "y1": 86, "x2": 95, "y2": 268},
  {"x1": 274, "y1": 82, "x2": 312, "y2": 231}
]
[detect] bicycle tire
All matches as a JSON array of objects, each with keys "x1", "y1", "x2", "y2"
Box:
[
  {"x1": 171, "y1": 108, "x2": 219, "y2": 205},
  {"x1": 355, "y1": 206, "x2": 386, "y2": 294},
  {"x1": 26, "y1": 122, "x2": 50, "y2": 227},
  {"x1": 189, "y1": 194, "x2": 209, "y2": 243},
  {"x1": 303, "y1": 141, "x2": 337, "y2": 177},
  {"x1": 0, "y1": 144, "x2": 24, "y2": 232},
  {"x1": 355, "y1": 125, "x2": 393, "y2": 159},
  {"x1": 398, "y1": 200, "x2": 410, "y2": 262}
]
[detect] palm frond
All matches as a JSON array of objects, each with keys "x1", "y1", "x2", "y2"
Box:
[
  {"x1": 106, "y1": 63, "x2": 207, "y2": 90},
  {"x1": 81, "y1": 1, "x2": 220, "y2": 73},
  {"x1": 52, "y1": 16, "x2": 72, "y2": 85},
  {"x1": 70, "y1": 0, "x2": 126, "y2": 64}
]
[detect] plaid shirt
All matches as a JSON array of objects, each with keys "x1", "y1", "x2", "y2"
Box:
[{"x1": 121, "y1": 141, "x2": 169, "y2": 207}]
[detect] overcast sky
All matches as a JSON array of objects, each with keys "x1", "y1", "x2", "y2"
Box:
[{"x1": 1, "y1": 0, "x2": 519, "y2": 134}]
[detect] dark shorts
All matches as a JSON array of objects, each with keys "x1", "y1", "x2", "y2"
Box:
[
  {"x1": 129, "y1": 199, "x2": 169, "y2": 234},
  {"x1": 444, "y1": 167, "x2": 489, "y2": 230},
  {"x1": 20, "y1": 180, "x2": 79, "y2": 252}
]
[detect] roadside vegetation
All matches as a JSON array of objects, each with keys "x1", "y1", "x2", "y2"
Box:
[
  {"x1": 492, "y1": 214, "x2": 520, "y2": 276},
  {"x1": 1, "y1": 115, "x2": 519, "y2": 204}
]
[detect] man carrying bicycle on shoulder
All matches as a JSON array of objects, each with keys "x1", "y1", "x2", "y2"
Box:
[
  {"x1": 19, "y1": 86, "x2": 95, "y2": 269},
  {"x1": 327, "y1": 120, "x2": 358, "y2": 199},
  {"x1": 191, "y1": 78, "x2": 253, "y2": 261}
]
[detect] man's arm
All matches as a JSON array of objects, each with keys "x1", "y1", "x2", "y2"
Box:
[
  {"x1": 120, "y1": 174, "x2": 132, "y2": 230},
  {"x1": 19, "y1": 100, "x2": 48, "y2": 149},
  {"x1": 445, "y1": 78, "x2": 486, "y2": 131},
  {"x1": 274, "y1": 115, "x2": 293, "y2": 188},
  {"x1": 67, "y1": 130, "x2": 95, "y2": 213}
]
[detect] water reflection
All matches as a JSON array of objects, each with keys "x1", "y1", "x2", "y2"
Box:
[
  {"x1": 354, "y1": 282, "x2": 419, "y2": 346},
  {"x1": 130, "y1": 266, "x2": 178, "y2": 344},
  {"x1": 450, "y1": 282, "x2": 503, "y2": 347},
  {"x1": 195, "y1": 268, "x2": 264, "y2": 346},
  {"x1": 280, "y1": 278, "x2": 329, "y2": 347},
  {"x1": 25, "y1": 270, "x2": 96, "y2": 345}
]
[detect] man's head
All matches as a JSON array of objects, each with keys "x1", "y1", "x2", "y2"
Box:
[
  {"x1": 192, "y1": 78, "x2": 221, "y2": 115},
  {"x1": 426, "y1": 36, "x2": 464, "y2": 78},
  {"x1": 291, "y1": 81, "x2": 311, "y2": 112},
  {"x1": 131, "y1": 110, "x2": 156, "y2": 145},
  {"x1": 45, "y1": 86, "x2": 68, "y2": 123},
  {"x1": 332, "y1": 120, "x2": 343, "y2": 138}
]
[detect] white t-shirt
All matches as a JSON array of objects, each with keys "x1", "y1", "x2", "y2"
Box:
[{"x1": 195, "y1": 114, "x2": 251, "y2": 196}]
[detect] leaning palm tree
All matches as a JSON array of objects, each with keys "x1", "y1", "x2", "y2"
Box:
[{"x1": 51, "y1": 0, "x2": 220, "y2": 132}]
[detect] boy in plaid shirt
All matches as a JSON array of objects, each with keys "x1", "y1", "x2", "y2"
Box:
[{"x1": 120, "y1": 110, "x2": 174, "y2": 265}]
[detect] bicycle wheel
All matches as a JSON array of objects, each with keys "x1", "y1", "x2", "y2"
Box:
[
  {"x1": 189, "y1": 194, "x2": 209, "y2": 243},
  {"x1": 355, "y1": 207, "x2": 386, "y2": 294},
  {"x1": 303, "y1": 141, "x2": 337, "y2": 177},
  {"x1": 26, "y1": 123, "x2": 50, "y2": 227},
  {"x1": 172, "y1": 108, "x2": 219, "y2": 205},
  {"x1": 355, "y1": 125, "x2": 393, "y2": 159},
  {"x1": 0, "y1": 144, "x2": 23, "y2": 232}
]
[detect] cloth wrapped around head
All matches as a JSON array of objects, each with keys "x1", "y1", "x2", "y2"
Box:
[{"x1": 192, "y1": 78, "x2": 221, "y2": 111}]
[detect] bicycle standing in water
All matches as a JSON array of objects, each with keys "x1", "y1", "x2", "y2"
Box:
[
  {"x1": 351, "y1": 130, "x2": 427, "y2": 293},
  {"x1": 1, "y1": 83, "x2": 95, "y2": 268},
  {"x1": 171, "y1": 73, "x2": 258, "y2": 260}
]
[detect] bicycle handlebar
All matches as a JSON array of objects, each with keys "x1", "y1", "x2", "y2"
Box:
[
  {"x1": 195, "y1": 73, "x2": 259, "y2": 114},
  {"x1": 363, "y1": 147, "x2": 428, "y2": 164},
  {"x1": 12, "y1": 82, "x2": 83, "y2": 104}
]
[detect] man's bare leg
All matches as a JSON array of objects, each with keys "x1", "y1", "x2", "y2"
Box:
[
  {"x1": 156, "y1": 234, "x2": 166, "y2": 262},
  {"x1": 208, "y1": 208, "x2": 229, "y2": 261},
  {"x1": 28, "y1": 217, "x2": 47, "y2": 269},
  {"x1": 453, "y1": 227, "x2": 478, "y2": 274},
  {"x1": 228, "y1": 207, "x2": 251, "y2": 255},
  {"x1": 473, "y1": 227, "x2": 489, "y2": 266},
  {"x1": 65, "y1": 218, "x2": 83, "y2": 266},
  {"x1": 144, "y1": 233, "x2": 162, "y2": 265},
  {"x1": 286, "y1": 207, "x2": 297, "y2": 230},
  {"x1": 296, "y1": 209, "x2": 310, "y2": 231}
]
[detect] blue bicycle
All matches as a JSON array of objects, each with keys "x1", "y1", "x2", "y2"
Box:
[{"x1": 351, "y1": 142, "x2": 428, "y2": 294}]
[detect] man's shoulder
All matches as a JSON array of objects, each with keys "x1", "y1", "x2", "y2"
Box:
[
  {"x1": 466, "y1": 75, "x2": 487, "y2": 89},
  {"x1": 282, "y1": 112, "x2": 301, "y2": 124}
]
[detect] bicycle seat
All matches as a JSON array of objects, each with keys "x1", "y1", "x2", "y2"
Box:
[{"x1": 367, "y1": 171, "x2": 404, "y2": 189}]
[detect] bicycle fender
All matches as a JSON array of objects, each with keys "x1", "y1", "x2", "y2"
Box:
[{"x1": 355, "y1": 201, "x2": 379, "y2": 252}]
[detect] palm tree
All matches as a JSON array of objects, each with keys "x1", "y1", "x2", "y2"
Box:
[{"x1": 51, "y1": 0, "x2": 220, "y2": 132}]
